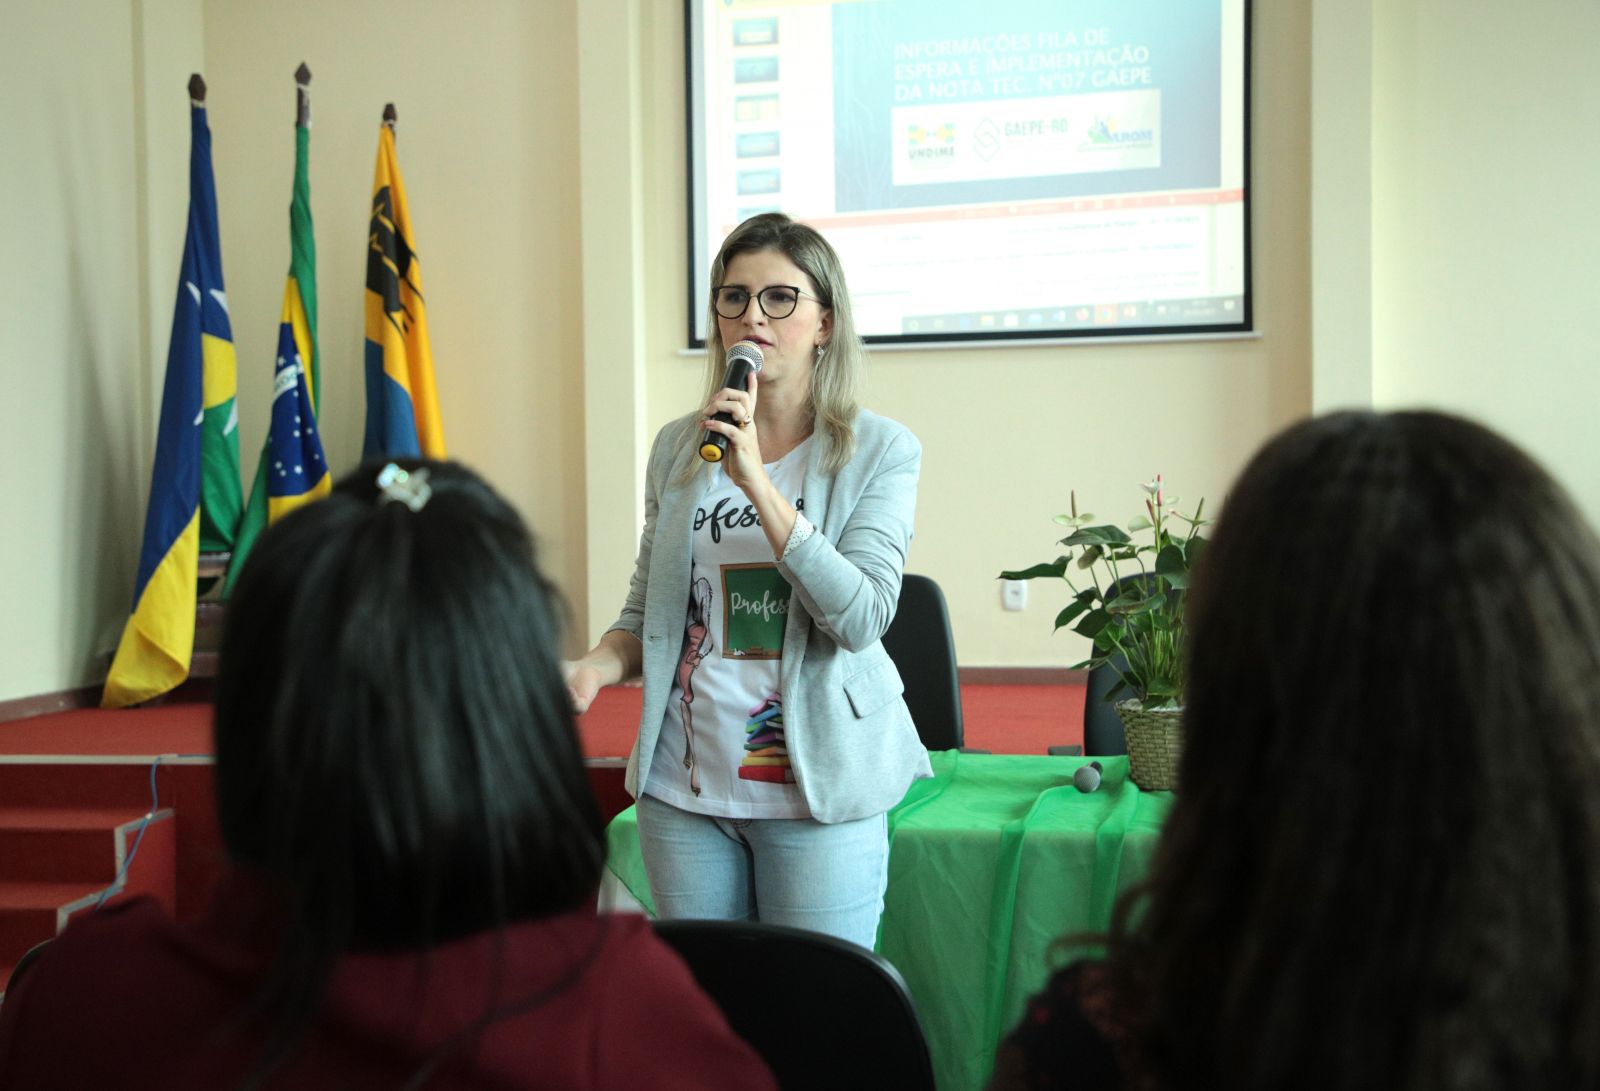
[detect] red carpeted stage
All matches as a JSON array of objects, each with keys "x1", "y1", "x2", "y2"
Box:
[
  {"x1": 0, "y1": 680, "x2": 1080, "y2": 989},
  {"x1": 0, "y1": 682, "x2": 1081, "y2": 761}
]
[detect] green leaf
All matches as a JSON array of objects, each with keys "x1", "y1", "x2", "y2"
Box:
[
  {"x1": 1075, "y1": 545, "x2": 1102, "y2": 569},
  {"x1": 1058, "y1": 524, "x2": 1133, "y2": 548},
  {"x1": 1076, "y1": 608, "x2": 1111, "y2": 639},
  {"x1": 1154, "y1": 544, "x2": 1189, "y2": 588},
  {"x1": 1129, "y1": 593, "x2": 1165, "y2": 615},
  {"x1": 1091, "y1": 620, "x2": 1126, "y2": 652},
  {"x1": 1127, "y1": 612, "x2": 1156, "y2": 637},
  {"x1": 998, "y1": 558, "x2": 1067, "y2": 581},
  {"x1": 1053, "y1": 600, "x2": 1090, "y2": 629},
  {"x1": 1184, "y1": 535, "x2": 1208, "y2": 567},
  {"x1": 1103, "y1": 581, "x2": 1144, "y2": 604},
  {"x1": 1106, "y1": 591, "x2": 1150, "y2": 616},
  {"x1": 1127, "y1": 516, "x2": 1153, "y2": 531},
  {"x1": 1172, "y1": 498, "x2": 1207, "y2": 527}
]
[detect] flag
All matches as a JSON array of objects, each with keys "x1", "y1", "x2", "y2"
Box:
[
  {"x1": 197, "y1": 101, "x2": 242, "y2": 552},
  {"x1": 363, "y1": 112, "x2": 445, "y2": 460},
  {"x1": 224, "y1": 98, "x2": 329, "y2": 597},
  {"x1": 104, "y1": 90, "x2": 237, "y2": 707}
]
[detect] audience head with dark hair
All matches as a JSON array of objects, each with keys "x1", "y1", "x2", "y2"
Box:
[
  {"x1": 217, "y1": 458, "x2": 602, "y2": 944},
  {"x1": 0, "y1": 458, "x2": 777, "y2": 1090},
  {"x1": 214, "y1": 458, "x2": 605, "y2": 1079},
  {"x1": 994, "y1": 410, "x2": 1600, "y2": 1091}
]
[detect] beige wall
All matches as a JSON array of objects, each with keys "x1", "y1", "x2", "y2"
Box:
[
  {"x1": 199, "y1": 0, "x2": 589, "y2": 621},
  {"x1": 0, "y1": 0, "x2": 201, "y2": 703},
  {"x1": 6, "y1": 0, "x2": 1593, "y2": 703},
  {"x1": 1371, "y1": 0, "x2": 1600, "y2": 524}
]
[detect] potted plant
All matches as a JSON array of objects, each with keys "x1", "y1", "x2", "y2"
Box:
[{"x1": 999, "y1": 476, "x2": 1209, "y2": 789}]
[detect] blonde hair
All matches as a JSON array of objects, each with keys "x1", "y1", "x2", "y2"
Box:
[{"x1": 694, "y1": 213, "x2": 863, "y2": 478}]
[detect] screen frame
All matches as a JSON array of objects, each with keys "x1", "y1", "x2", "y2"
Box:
[{"x1": 684, "y1": 0, "x2": 1253, "y2": 351}]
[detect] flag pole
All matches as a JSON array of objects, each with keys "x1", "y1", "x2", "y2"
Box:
[
  {"x1": 296, "y1": 62, "x2": 311, "y2": 127},
  {"x1": 383, "y1": 102, "x2": 397, "y2": 131},
  {"x1": 188, "y1": 72, "x2": 206, "y2": 105}
]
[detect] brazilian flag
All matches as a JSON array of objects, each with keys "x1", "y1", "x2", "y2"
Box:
[
  {"x1": 225, "y1": 81, "x2": 329, "y2": 597},
  {"x1": 362, "y1": 110, "x2": 446, "y2": 460},
  {"x1": 104, "y1": 82, "x2": 241, "y2": 707}
]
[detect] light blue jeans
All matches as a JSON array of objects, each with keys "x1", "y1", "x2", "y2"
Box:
[{"x1": 635, "y1": 792, "x2": 890, "y2": 951}]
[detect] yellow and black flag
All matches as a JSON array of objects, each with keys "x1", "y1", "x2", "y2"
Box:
[{"x1": 362, "y1": 104, "x2": 445, "y2": 460}]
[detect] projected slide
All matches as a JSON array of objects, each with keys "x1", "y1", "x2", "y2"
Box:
[{"x1": 688, "y1": 0, "x2": 1250, "y2": 346}]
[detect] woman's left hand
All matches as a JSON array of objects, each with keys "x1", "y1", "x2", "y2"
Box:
[{"x1": 702, "y1": 374, "x2": 767, "y2": 493}]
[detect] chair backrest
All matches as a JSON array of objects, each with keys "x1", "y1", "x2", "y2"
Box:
[
  {"x1": 881, "y1": 573, "x2": 964, "y2": 751},
  {"x1": 3, "y1": 938, "x2": 52, "y2": 1001},
  {"x1": 1083, "y1": 651, "x2": 1130, "y2": 755},
  {"x1": 655, "y1": 919, "x2": 936, "y2": 1091},
  {"x1": 1082, "y1": 574, "x2": 1164, "y2": 756}
]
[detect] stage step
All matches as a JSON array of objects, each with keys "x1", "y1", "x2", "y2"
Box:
[
  {"x1": 0, "y1": 762, "x2": 158, "y2": 810},
  {"x1": 0, "y1": 807, "x2": 153, "y2": 883},
  {"x1": 0, "y1": 799, "x2": 177, "y2": 999},
  {"x1": 0, "y1": 880, "x2": 103, "y2": 977}
]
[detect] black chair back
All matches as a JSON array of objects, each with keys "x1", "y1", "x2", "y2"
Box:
[
  {"x1": 881, "y1": 573, "x2": 965, "y2": 751},
  {"x1": 1082, "y1": 574, "x2": 1169, "y2": 755},
  {"x1": 655, "y1": 919, "x2": 935, "y2": 1091},
  {"x1": 3, "y1": 938, "x2": 52, "y2": 1000},
  {"x1": 1083, "y1": 651, "x2": 1130, "y2": 755}
]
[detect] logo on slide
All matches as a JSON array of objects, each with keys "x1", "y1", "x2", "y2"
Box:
[
  {"x1": 907, "y1": 122, "x2": 956, "y2": 164},
  {"x1": 1085, "y1": 115, "x2": 1153, "y2": 148},
  {"x1": 974, "y1": 118, "x2": 1002, "y2": 161}
]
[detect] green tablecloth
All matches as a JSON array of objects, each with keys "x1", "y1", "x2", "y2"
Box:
[{"x1": 603, "y1": 751, "x2": 1173, "y2": 1091}]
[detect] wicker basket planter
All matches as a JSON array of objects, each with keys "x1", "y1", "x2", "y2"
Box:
[{"x1": 1115, "y1": 700, "x2": 1184, "y2": 790}]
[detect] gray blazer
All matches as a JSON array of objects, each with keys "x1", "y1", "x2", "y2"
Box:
[{"x1": 611, "y1": 408, "x2": 933, "y2": 823}]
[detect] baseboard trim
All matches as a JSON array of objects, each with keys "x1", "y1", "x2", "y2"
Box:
[
  {"x1": 3, "y1": 670, "x2": 1080, "y2": 726},
  {"x1": 0, "y1": 687, "x2": 103, "y2": 724},
  {"x1": 0, "y1": 674, "x2": 223, "y2": 724},
  {"x1": 958, "y1": 667, "x2": 1088, "y2": 686}
]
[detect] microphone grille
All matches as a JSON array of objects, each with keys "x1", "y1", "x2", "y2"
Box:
[
  {"x1": 727, "y1": 340, "x2": 764, "y2": 372},
  {"x1": 1073, "y1": 763, "x2": 1102, "y2": 793}
]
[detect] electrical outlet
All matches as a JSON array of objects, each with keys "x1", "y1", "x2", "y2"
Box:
[{"x1": 1001, "y1": 579, "x2": 1027, "y2": 611}]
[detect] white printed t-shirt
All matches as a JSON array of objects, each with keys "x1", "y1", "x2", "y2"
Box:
[{"x1": 643, "y1": 436, "x2": 814, "y2": 819}]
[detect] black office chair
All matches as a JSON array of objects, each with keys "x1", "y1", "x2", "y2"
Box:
[
  {"x1": 881, "y1": 573, "x2": 965, "y2": 751},
  {"x1": 1081, "y1": 574, "x2": 1170, "y2": 756},
  {"x1": 1082, "y1": 651, "x2": 1130, "y2": 755},
  {"x1": 3, "y1": 938, "x2": 52, "y2": 999},
  {"x1": 655, "y1": 919, "x2": 936, "y2": 1091}
]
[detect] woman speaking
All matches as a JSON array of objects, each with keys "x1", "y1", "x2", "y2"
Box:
[{"x1": 566, "y1": 213, "x2": 930, "y2": 950}]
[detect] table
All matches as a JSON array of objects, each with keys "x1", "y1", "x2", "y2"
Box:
[{"x1": 604, "y1": 751, "x2": 1173, "y2": 1091}]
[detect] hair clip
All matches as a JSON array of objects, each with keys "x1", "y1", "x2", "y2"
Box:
[{"x1": 376, "y1": 463, "x2": 432, "y2": 512}]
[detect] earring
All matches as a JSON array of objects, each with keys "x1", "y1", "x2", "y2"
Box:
[{"x1": 815, "y1": 344, "x2": 826, "y2": 362}]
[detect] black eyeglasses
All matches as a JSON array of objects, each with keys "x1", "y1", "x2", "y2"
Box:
[{"x1": 713, "y1": 284, "x2": 819, "y2": 321}]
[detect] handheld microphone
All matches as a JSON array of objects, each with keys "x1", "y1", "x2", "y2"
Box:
[
  {"x1": 1073, "y1": 761, "x2": 1104, "y2": 793},
  {"x1": 699, "y1": 341, "x2": 764, "y2": 463}
]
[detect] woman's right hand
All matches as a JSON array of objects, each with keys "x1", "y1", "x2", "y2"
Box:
[
  {"x1": 562, "y1": 630, "x2": 644, "y2": 715},
  {"x1": 562, "y1": 660, "x2": 605, "y2": 715}
]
